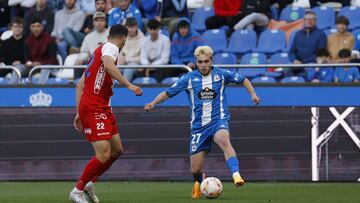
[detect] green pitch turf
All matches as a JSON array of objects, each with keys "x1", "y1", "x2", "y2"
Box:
[{"x1": 0, "y1": 181, "x2": 358, "y2": 203}]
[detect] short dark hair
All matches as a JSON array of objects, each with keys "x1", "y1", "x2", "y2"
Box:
[
  {"x1": 178, "y1": 19, "x2": 189, "y2": 28},
  {"x1": 316, "y1": 48, "x2": 330, "y2": 57},
  {"x1": 95, "y1": 0, "x2": 105, "y2": 2},
  {"x1": 109, "y1": 24, "x2": 128, "y2": 38},
  {"x1": 304, "y1": 11, "x2": 317, "y2": 19},
  {"x1": 11, "y1": 17, "x2": 24, "y2": 26},
  {"x1": 147, "y1": 19, "x2": 161, "y2": 30},
  {"x1": 338, "y1": 48, "x2": 351, "y2": 58},
  {"x1": 125, "y1": 17, "x2": 137, "y2": 27},
  {"x1": 30, "y1": 16, "x2": 42, "y2": 25},
  {"x1": 336, "y1": 16, "x2": 349, "y2": 26}
]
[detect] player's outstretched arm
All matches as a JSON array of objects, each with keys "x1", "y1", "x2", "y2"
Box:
[
  {"x1": 144, "y1": 91, "x2": 169, "y2": 111},
  {"x1": 74, "y1": 73, "x2": 85, "y2": 131},
  {"x1": 242, "y1": 78, "x2": 260, "y2": 105},
  {"x1": 103, "y1": 55, "x2": 142, "y2": 96}
]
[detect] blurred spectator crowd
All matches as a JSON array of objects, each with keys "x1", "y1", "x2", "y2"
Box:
[{"x1": 0, "y1": 0, "x2": 359, "y2": 85}]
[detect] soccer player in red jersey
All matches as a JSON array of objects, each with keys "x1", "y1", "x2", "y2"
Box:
[{"x1": 69, "y1": 24, "x2": 142, "y2": 203}]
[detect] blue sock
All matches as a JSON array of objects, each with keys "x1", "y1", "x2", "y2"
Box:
[
  {"x1": 192, "y1": 173, "x2": 203, "y2": 183},
  {"x1": 227, "y1": 156, "x2": 240, "y2": 174}
]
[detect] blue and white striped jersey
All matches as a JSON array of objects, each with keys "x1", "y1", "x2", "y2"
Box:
[{"x1": 166, "y1": 67, "x2": 246, "y2": 129}]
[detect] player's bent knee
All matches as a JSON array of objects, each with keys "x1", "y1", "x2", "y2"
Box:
[
  {"x1": 112, "y1": 147, "x2": 123, "y2": 158},
  {"x1": 216, "y1": 137, "x2": 231, "y2": 148},
  {"x1": 96, "y1": 151, "x2": 111, "y2": 163}
]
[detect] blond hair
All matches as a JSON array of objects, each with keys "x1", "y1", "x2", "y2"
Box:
[{"x1": 194, "y1": 46, "x2": 213, "y2": 58}]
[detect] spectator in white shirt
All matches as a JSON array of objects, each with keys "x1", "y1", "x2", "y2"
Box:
[
  {"x1": 118, "y1": 17, "x2": 145, "y2": 82},
  {"x1": 140, "y1": 19, "x2": 170, "y2": 82}
]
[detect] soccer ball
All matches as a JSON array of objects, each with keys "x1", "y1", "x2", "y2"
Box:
[{"x1": 200, "y1": 177, "x2": 223, "y2": 199}]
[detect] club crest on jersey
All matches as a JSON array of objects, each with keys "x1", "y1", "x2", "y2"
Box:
[
  {"x1": 198, "y1": 87, "x2": 216, "y2": 100},
  {"x1": 214, "y1": 74, "x2": 220, "y2": 82},
  {"x1": 191, "y1": 144, "x2": 197, "y2": 152},
  {"x1": 94, "y1": 64, "x2": 106, "y2": 94}
]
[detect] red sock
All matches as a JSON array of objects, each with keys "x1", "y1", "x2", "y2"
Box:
[
  {"x1": 76, "y1": 156, "x2": 104, "y2": 190},
  {"x1": 91, "y1": 156, "x2": 117, "y2": 183}
]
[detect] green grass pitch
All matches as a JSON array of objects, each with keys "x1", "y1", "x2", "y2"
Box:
[{"x1": 0, "y1": 181, "x2": 358, "y2": 203}]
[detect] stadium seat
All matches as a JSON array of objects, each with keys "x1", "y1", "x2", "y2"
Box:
[
  {"x1": 323, "y1": 28, "x2": 337, "y2": 36},
  {"x1": 0, "y1": 77, "x2": 9, "y2": 85},
  {"x1": 45, "y1": 77, "x2": 70, "y2": 84},
  {"x1": 191, "y1": 7, "x2": 214, "y2": 32},
  {"x1": 213, "y1": 52, "x2": 237, "y2": 64},
  {"x1": 238, "y1": 53, "x2": 267, "y2": 78},
  {"x1": 132, "y1": 77, "x2": 158, "y2": 84},
  {"x1": 338, "y1": 6, "x2": 360, "y2": 30},
  {"x1": 202, "y1": 29, "x2": 227, "y2": 53},
  {"x1": 251, "y1": 76, "x2": 276, "y2": 83},
  {"x1": 282, "y1": 30, "x2": 299, "y2": 52},
  {"x1": 312, "y1": 6, "x2": 335, "y2": 30},
  {"x1": 224, "y1": 29, "x2": 257, "y2": 55},
  {"x1": 269, "y1": 53, "x2": 291, "y2": 64},
  {"x1": 254, "y1": 29, "x2": 286, "y2": 54},
  {"x1": 353, "y1": 29, "x2": 360, "y2": 50},
  {"x1": 54, "y1": 54, "x2": 76, "y2": 79},
  {"x1": 213, "y1": 52, "x2": 238, "y2": 72},
  {"x1": 161, "y1": 77, "x2": 179, "y2": 85},
  {"x1": 266, "y1": 53, "x2": 292, "y2": 78},
  {"x1": 280, "y1": 76, "x2": 305, "y2": 83},
  {"x1": 280, "y1": 6, "x2": 306, "y2": 22}
]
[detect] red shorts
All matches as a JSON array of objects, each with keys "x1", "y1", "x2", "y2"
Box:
[{"x1": 79, "y1": 109, "x2": 119, "y2": 142}]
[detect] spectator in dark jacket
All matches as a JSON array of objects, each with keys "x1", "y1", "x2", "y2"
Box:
[
  {"x1": 234, "y1": 0, "x2": 272, "y2": 30},
  {"x1": 288, "y1": 11, "x2": 327, "y2": 76},
  {"x1": 169, "y1": 18, "x2": 203, "y2": 76},
  {"x1": 156, "y1": 0, "x2": 189, "y2": 38},
  {"x1": 25, "y1": 16, "x2": 58, "y2": 84},
  {"x1": 0, "y1": 17, "x2": 26, "y2": 84},
  {"x1": 24, "y1": 0, "x2": 54, "y2": 36}
]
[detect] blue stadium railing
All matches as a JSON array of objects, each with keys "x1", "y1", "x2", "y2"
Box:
[
  {"x1": 27, "y1": 64, "x2": 193, "y2": 84},
  {"x1": 1, "y1": 63, "x2": 359, "y2": 84},
  {"x1": 0, "y1": 65, "x2": 22, "y2": 84}
]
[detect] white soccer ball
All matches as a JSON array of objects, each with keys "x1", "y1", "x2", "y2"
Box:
[{"x1": 200, "y1": 177, "x2": 223, "y2": 199}]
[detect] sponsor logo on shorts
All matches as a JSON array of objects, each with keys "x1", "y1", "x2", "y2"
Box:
[
  {"x1": 94, "y1": 64, "x2": 106, "y2": 94},
  {"x1": 84, "y1": 128, "x2": 92, "y2": 134},
  {"x1": 95, "y1": 113, "x2": 107, "y2": 120},
  {"x1": 198, "y1": 87, "x2": 217, "y2": 100},
  {"x1": 97, "y1": 132, "x2": 110, "y2": 136}
]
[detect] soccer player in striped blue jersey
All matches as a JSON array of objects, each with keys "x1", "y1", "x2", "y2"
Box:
[{"x1": 145, "y1": 45, "x2": 260, "y2": 199}]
